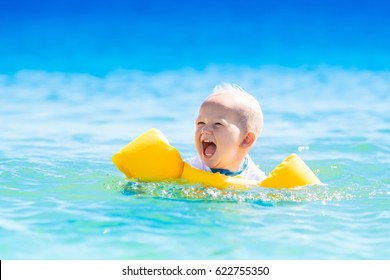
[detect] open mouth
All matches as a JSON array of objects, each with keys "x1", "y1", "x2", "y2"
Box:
[{"x1": 202, "y1": 140, "x2": 216, "y2": 158}]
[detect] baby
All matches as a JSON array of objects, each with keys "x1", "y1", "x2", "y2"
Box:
[{"x1": 185, "y1": 83, "x2": 267, "y2": 181}]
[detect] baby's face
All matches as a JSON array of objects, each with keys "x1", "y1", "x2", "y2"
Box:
[{"x1": 195, "y1": 96, "x2": 247, "y2": 171}]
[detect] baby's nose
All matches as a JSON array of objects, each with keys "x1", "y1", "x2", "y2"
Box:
[{"x1": 201, "y1": 125, "x2": 212, "y2": 134}]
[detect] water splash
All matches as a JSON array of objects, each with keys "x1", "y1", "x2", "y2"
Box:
[{"x1": 107, "y1": 178, "x2": 386, "y2": 206}]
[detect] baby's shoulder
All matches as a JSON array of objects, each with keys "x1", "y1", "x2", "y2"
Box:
[{"x1": 243, "y1": 156, "x2": 267, "y2": 181}]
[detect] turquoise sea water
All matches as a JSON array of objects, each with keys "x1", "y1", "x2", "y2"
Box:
[{"x1": 1, "y1": 66, "x2": 389, "y2": 259}]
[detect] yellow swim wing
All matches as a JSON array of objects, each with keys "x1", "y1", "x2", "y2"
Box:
[{"x1": 112, "y1": 128, "x2": 322, "y2": 189}]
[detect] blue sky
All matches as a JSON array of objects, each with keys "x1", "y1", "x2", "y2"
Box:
[{"x1": 1, "y1": 0, "x2": 390, "y2": 74}]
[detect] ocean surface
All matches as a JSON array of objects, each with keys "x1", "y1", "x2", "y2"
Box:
[
  {"x1": 1, "y1": 66, "x2": 389, "y2": 259},
  {"x1": 2, "y1": 0, "x2": 390, "y2": 74}
]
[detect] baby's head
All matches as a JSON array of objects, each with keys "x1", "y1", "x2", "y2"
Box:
[{"x1": 194, "y1": 83, "x2": 263, "y2": 171}]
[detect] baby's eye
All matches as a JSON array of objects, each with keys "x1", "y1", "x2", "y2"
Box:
[
  {"x1": 196, "y1": 121, "x2": 205, "y2": 126},
  {"x1": 214, "y1": 122, "x2": 223, "y2": 126}
]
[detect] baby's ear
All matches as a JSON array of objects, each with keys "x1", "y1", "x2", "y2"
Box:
[{"x1": 240, "y1": 132, "x2": 256, "y2": 148}]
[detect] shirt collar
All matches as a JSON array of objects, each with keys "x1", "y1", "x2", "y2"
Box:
[{"x1": 210, "y1": 156, "x2": 248, "y2": 176}]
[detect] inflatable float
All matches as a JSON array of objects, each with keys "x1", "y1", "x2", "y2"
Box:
[{"x1": 112, "y1": 128, "x2": 322, "y2": 190}]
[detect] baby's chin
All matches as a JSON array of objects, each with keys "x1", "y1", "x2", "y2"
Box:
[{"x1": 201, "y1": 155, "x2": 220, "y2": 169}]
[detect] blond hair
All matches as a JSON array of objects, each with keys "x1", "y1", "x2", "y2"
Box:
[{"x1": 207, "y1": 83, "x2": 263, "y2": 136}]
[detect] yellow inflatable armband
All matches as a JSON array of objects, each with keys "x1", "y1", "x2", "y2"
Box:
[
  {"x1": 112, "y1": 128, "x2": 322, "y2": 189},
  {"x1": 112, "y1": 129, "x2": 183, "y2": 180}
]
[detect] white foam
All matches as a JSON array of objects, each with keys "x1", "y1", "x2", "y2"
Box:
[{"x1": 1, "y1": 65, "x2": 389, "y2": 158}]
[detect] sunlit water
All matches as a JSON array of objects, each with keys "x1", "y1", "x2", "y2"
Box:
[{"x1": 1, "y1": 66, "x2": 389, "y2": 259}]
